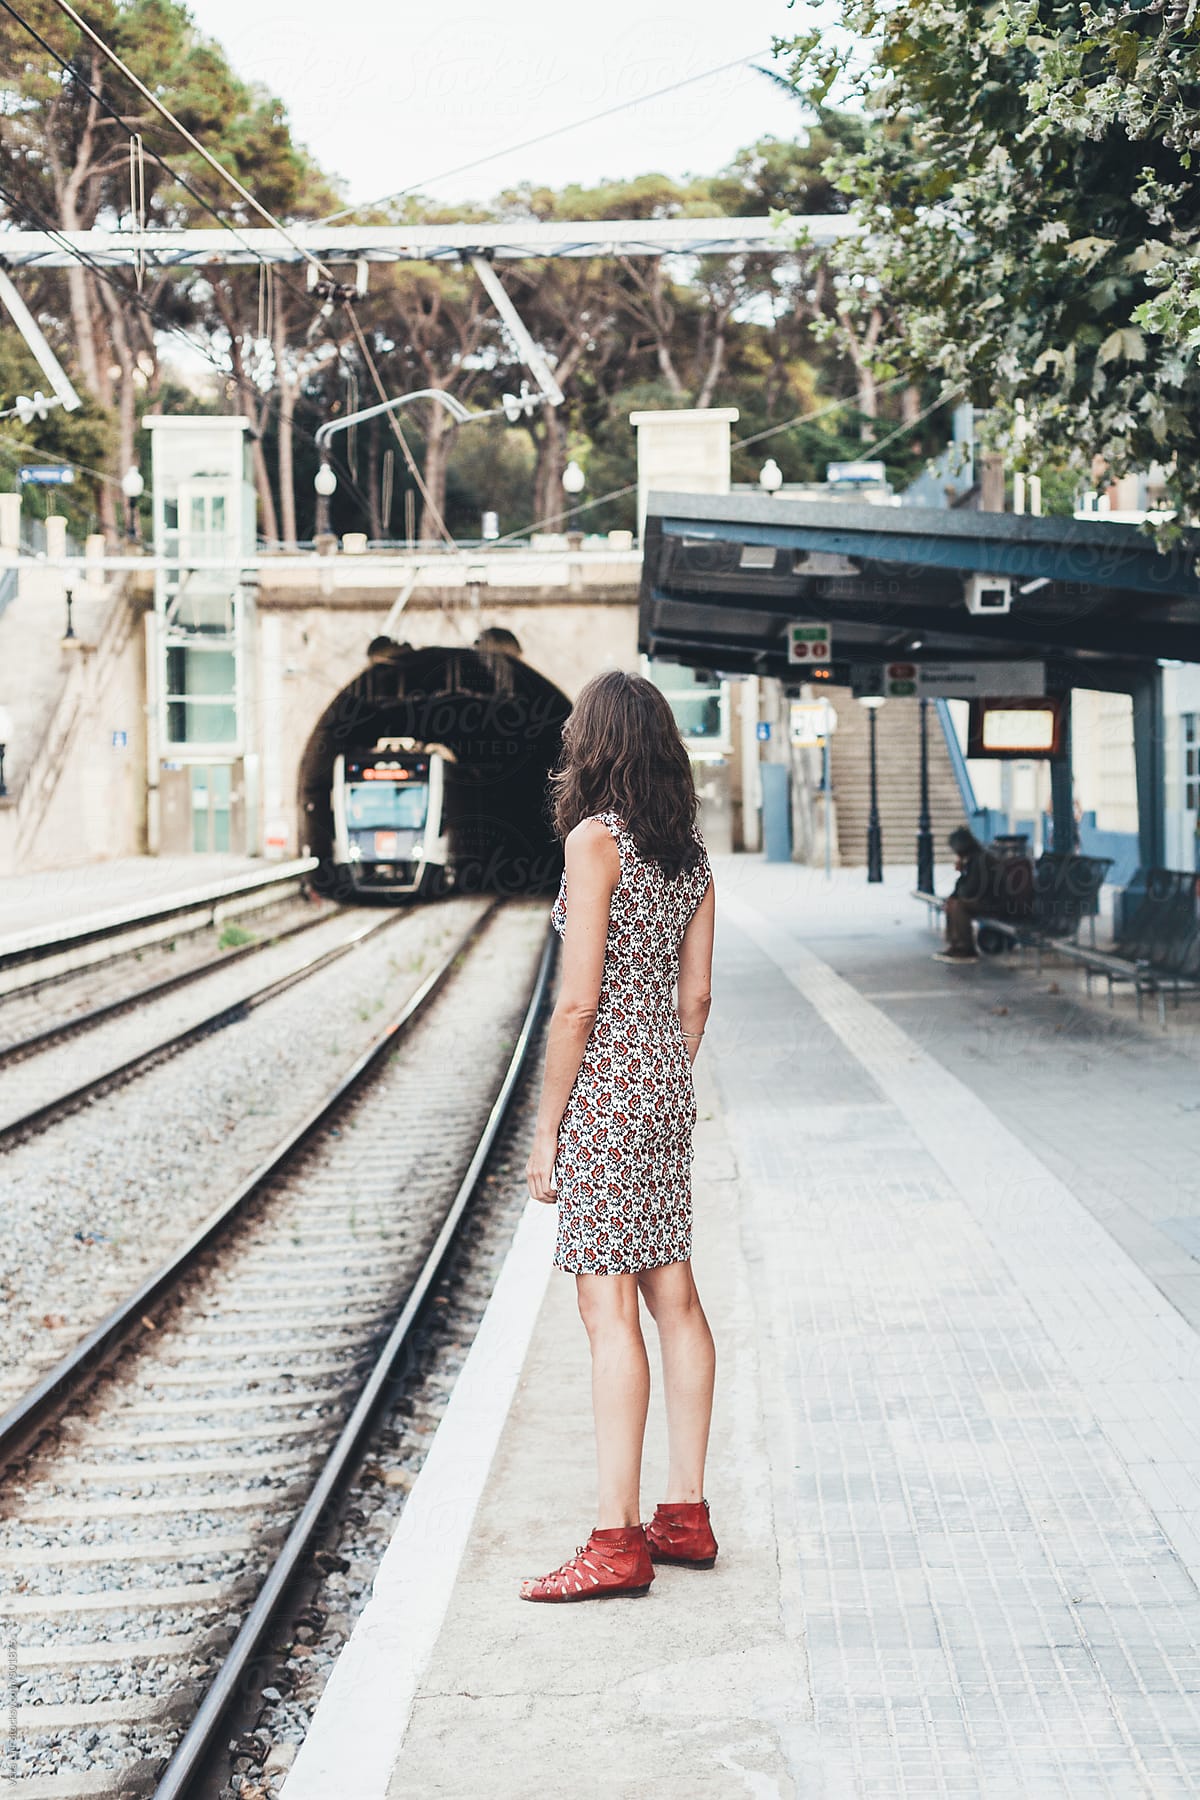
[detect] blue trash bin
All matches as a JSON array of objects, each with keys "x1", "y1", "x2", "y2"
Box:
[{"x1": 760, "y1": 762, "x2": 792, "y2": 863}]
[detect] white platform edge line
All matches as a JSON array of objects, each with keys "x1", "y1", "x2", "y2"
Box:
[
  {"x1": 720, "y1": 892, "x2": 1200, "y2": 1589},
  {"x1": 283, "y1": 1198, "x2": 557, "y2": 1800}
]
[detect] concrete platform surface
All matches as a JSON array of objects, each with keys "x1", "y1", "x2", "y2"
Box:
[
  {"x1": 288, "y1": 862, "x2": 1200, "y2": 1799},
  {"x1": 0, "y1": 855, "x2": 308, "y2": 952}
]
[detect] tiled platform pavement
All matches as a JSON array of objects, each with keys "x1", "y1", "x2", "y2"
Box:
[{"x1": 290, "y1": 862, "x2": 1200, "y2": 1799}]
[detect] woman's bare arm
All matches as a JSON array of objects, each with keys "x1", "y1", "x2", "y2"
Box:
[
  {"x1": 526, "y1": 820, "x2": 619, "y2": 1203},
  {"x1": 677, "y1": 876, "x2": 714, "y2": 1064}
]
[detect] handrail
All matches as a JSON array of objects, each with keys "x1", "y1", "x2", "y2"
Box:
[{"x1": 934, "y1": 697, "x2": 978, "y2": 818}]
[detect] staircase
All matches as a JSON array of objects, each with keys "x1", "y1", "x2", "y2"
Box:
[
  {"x1": 0, "y1": 562, "x2": 135, "y2": 876},
  {"x1": 827, "y1": 688, "x2": 966, "y2": 865}
]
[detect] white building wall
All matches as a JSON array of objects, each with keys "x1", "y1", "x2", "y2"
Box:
[
  {"x1": 1071, "y1": 689, "x2": 1138, "y2": 834},
  {"x1": 1164, "y1": 664, "x2": 1200, "y2": 870}
]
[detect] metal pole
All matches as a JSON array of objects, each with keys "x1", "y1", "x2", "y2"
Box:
[
  {"x1": 0, "y1": 743, "x2": 7, "y2": 797},
  {"x1": 0, "y1": 267, "x2": 82, "y2": 413},
  {"x1": 63, "y1": 587, "x2": 75, "y2": 640},
  {"x1": 314, "y1": 456, "x2": 332, "y2": 538},
  {"x1": 823, "y1": 736, "x2": 832, "y2": 881},
  {"x1": 917, "y1": 697, "x2": 935, "y2": 893},
  {"x1": 866, "y1": 705, "x2": 883, "y2": 882}
]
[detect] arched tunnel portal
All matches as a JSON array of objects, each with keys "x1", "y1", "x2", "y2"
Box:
[{"x1": 298, "y1": 631, "x2": 572, "y2": 900}]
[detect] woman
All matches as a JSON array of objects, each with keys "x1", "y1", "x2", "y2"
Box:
[{"x1": 521, "y1": 670, "x2": 717, "y2": 1603}]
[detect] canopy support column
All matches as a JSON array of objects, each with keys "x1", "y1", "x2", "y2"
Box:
[
  {"x1": 1132, "y1": 666, "x2": 1166, "y2": 870},
  {"x1": 1050, "y1": 693, "x2": 1075, "y2": 852}
]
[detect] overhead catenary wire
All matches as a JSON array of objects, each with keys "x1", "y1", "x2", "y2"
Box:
[
  {"x1": 0, "y1": 0, "x2": 325, "y2": 311},
  {"x1": 0, "y1": 180, "x2": 376, "y2": 523},
  {"x1": 6, "y1": 0, "x2": 468, "y2": 542},
  {"x1": 319, "y1": 48, "x2": 775, "y2": 223},
  {"x1": 487, "y1": 375, "x2": 932, "y2": 546},
  {"x1": 342, "y1": 303, "x2": 457, "y2": 549},
  {"x1": 0, "y1": 425, "x2": 128, "y2": 491},
  {"x1": 1, "y1": 6, "x2": 945, "y2": 547},
  {"x1": 0, "y1": 0, "x2": 388, "y2": 508},
  {"x1": 1, "y1": 0, "x2": 388, "y2": 414},
  {"x1": 44, "y1": 0, "x2": 342, "y2": 289}
]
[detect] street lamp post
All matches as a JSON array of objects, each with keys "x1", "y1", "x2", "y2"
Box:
[
  {"x1": 121, "y1": 464, "x2": 144, "y2": 543},
  {"x1": 860, "y1": 694, "x2": 885, "y2": 882},
  {"x1": 917, "y1": 697, "x2": 935, "y2": 894}
]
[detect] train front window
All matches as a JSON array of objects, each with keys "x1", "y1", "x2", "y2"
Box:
[{"x1": 345, "y1": 782, "x2": 429, "y2": 831}]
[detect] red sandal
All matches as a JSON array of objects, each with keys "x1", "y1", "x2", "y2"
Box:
[
  {"x1": 519, "y1": 1524, "x2": 654, "y2": 1602},
  {"x1": 645, "y1": 1498, "x2": 718, "y2": 1568}
]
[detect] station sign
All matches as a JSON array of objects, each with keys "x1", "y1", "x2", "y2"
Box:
[
  {"x1": 885, "y1": 660, "x2": 1045, "y2": 699},
  {"x1": 916, "y1": 661, "x2": 1045, "y2": 698},
  {"x1": 787, "y1": 621, "x2": 832, "y2": 666},
  {"x1": 18, "y1": 464, "x2": 74, "y2": 485},
  {"x1": 789, "y1": 700, "x2": 838, "y2": 747}
]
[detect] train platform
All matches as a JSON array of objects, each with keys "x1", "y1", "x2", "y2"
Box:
[
  {"x1": 287, "y1": 860, "x2": 1200, "y2": 1800},
  {"x1": 0, "y1": 854, "x2": 315, "y2": 960}
]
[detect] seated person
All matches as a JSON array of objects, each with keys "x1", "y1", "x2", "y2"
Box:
[{"x1": 937, "y1": 827, "x2": 1033, "y2": 963}]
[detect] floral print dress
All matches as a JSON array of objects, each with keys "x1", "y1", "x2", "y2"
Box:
[{"x1": 550, "y1": 812, "x2": 712, "y2": 1276}]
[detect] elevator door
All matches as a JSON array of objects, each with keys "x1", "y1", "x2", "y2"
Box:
[{"x1": 158, "y1": 763, "x2": 242, "y2": 854}]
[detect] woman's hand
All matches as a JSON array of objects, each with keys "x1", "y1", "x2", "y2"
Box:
[{"x1": 526, "y1": 1127, "x2": 559, "y2": 1204}]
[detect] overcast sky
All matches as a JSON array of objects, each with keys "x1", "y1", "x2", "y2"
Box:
[{"x1": 186, "y1": 1, "x2": 809, "y2": 211}]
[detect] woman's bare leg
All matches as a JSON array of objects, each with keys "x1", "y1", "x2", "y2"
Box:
[
  {"x1": 575, "y1": 1271, "x2": 649, "y2": 1527},
  {"x1": 637, "y1": 1260, "x2": 715, "y2": 1502}
]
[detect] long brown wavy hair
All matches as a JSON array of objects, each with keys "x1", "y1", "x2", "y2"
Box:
[{"x1": 549, "y1": 670, "x2": 701, "y2": 878}]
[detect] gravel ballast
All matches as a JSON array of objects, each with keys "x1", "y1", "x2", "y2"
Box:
[{"x1": 0, "y1": 899, "x2": 487, "y2": 1405}]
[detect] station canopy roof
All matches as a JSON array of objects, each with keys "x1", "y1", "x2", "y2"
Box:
[{"x1": 639, "y1": 492, "x2": 1200, "y2": 692}]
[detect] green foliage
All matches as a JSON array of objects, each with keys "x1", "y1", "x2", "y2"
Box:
[
  {"x1": 0, "y1": 10, "x2": 946, "y2": 540},
  {"x1": 778, "y1": 0, "x2": 1200, "y2": 520},
  {"x1": 0, "y1": 331, "x2": 114, "y2": 533},
  {"x1": 217, "y1": 921, "x2": 257, "y2": 949}
]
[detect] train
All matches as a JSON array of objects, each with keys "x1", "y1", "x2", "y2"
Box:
[{"x1": 330, "y1": 739, "x2": 454, "y2": 899}]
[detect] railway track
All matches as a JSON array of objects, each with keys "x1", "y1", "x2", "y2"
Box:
[
  {"x1": 0, "y1": 899, "x2": 333, "y2": 1069},
  {"x1": 0, "y1": 897, "x2": 553, "y2": 1800},
  {"x1": 0, "y1": 907, "x2": 402, "y2": 1148}
]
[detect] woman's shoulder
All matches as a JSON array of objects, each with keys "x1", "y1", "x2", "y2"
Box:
[
  {"x1": 564, "y1": 815, "x2": 624, "y2": 862},
  {"x1": 565, "y1": 811, "x2": 621, "y2": 841}
]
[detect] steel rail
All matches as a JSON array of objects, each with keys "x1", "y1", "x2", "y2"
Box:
[
  {"x1": 0, "y1": 900, "x2": 503, "y2": 1475},
  {"x1": 152, "y1": 918, "x2": 556, "y2": 1800},
  {"x1": 0, "y1": 860, "x2": 319, "y2": 976},
  {"x1": 0, "y1": 909, "x2": 401, "y2": 1151},
  {"x1": 0, "y1": 905, "x2": 333, "y2": 1068}
]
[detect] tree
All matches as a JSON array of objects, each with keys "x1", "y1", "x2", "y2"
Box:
[
  {"x1": 0, "y1": 0, "x2": 334, "y2": 538},
  {"x1": 778, "y1": 0, "x2": 1200, "y2": 519},
  {"x1": 0, "y1": 329, "x2": 114, "y2": 534}
]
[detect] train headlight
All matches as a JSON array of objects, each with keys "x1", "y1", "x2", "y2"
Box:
[{"x1": 347, "y1": 842, "x2": 362, "y2": 862}]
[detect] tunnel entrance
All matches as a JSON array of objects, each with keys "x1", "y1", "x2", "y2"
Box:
[{"x1": 297, "y1": 633, "x2": 571, "y2": 899}]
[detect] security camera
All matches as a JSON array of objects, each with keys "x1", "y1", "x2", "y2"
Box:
[{"x1": 964, "y1": 573, "x2": 1013, "y2": 615}]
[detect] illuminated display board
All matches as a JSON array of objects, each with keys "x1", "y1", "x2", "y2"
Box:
[
  {"x1": 347, "y1": 757, "x2": 429, "y2": 783},
  {"x1": 967, "y1": 696, "x2": 1067, "y2": 760}
]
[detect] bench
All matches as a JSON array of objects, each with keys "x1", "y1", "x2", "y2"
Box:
[
  {"x1": 914, "y1": 851, "x2": 1112, "y2": 969},
  {"x1": 1055, "y1": 867, "x2": 1200, "y2": 1025}
]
